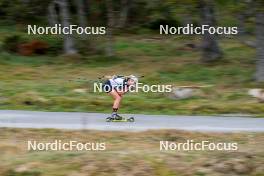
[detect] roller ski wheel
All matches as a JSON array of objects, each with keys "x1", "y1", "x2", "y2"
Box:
[
  {"x1": 106, "y1": 117, "x2": 113, "y2": 122},
  {"x1": 128, "y1": 117, "x2": 135, "y2": 122}
]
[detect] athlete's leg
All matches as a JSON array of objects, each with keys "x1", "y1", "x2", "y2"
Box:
[
  {"x1": 109, "y1": 90, "x2": 122, "y2": 109},
  {"x1": 108, "y1": 90, "x2": 122, "y2": 119}
]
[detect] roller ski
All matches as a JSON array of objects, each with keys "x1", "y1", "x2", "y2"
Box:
[{"x1": 106, "y1": 112, "x2": 134, "y2": 122}]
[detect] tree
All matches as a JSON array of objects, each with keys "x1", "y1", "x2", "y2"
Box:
[
  {"x1": 199, "y1": 0, "x2": 222, "y2": 62},
  {"x1": 118, "y1": 0, "x2": 131, "y2": 28},
  {"x1": 57, "y1": 0, "x2": 77, "y2": 54},
  {"x1": 105, "y1": 0, "x2": 114, "y2": 56},
  {"x1": 255, "y1": 1, "x2": 264, "y2": 82},
  {"x1": 47, "y1": 1, "x2": 59, "y2": 26},
  {"x1": 75, "y1": 0, "x2": 87, "y2": 27}
]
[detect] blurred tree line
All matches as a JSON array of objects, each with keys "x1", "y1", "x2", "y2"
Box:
[{"x1": 0, "y1": 0, "x2": 263, "y2": 82}]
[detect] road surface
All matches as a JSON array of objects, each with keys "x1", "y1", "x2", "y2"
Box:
[{"x1": 0, "y1": 110, "x2": 263, "y2": 132}]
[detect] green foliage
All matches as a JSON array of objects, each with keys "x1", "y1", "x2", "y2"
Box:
[
  {"x1": 0, "y1": 0, "x2": 258, "y2": 36},
  {"x1": 36, "y1": 36, "x2": 63, "y2": 55},
  {"x1": 0, "y1": 0, "x2": 50, "y2": 23},
  {"x1": 2, "y1": 33, "x2": 63, "y2": 55},
  {"x1": 2, "y1": 35, "x2": 24, "y2": 53},
  {"x1": 146, "y1": 18, "x2": 182, "y2": 30}
]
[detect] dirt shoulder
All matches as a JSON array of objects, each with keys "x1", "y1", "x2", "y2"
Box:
[{"x1": 0, "y1": 128, "x2": 263, "y2": 176}]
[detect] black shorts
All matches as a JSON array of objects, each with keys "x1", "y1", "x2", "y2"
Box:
[{"x1": 102, "y1": 80, "x2": 113, "y2": 93}]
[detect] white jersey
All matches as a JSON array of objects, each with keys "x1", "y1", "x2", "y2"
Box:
[{"x1": 109, "y1": 77, "x2": 126, "y2": 88}]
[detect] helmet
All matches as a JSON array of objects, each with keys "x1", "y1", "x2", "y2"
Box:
[{"x1": 128, "y1": 75, "x2": 138, "y2": 83}]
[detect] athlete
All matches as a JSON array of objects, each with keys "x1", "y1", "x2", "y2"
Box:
[{"x1": 103, "y1": 75, "x2": 138, "y2": 120}]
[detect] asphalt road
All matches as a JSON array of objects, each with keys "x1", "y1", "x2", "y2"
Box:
[{"x1": 0, "y1": 110, "x2": 263, "y2": 132}]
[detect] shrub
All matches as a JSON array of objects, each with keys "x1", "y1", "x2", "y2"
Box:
[
  {"x1": 39, "y1": 36, "x2": 63, "y2": 55},
  {"x1": 146, "y1": 18, "x2": 182, "y2": 30},
  {"x1": 17, "y1": 40, "x2": 49, "y2": 56},
  {"x1": 2, "y1": 35, "x2": 24, "y2": 53},
  {"x1": 3, "y1": 34, "x2": 61, "y2": 56}
]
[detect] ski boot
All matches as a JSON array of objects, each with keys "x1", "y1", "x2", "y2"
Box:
[{"x1": 112, "y1": 112, "x2": 122, "y2": 120}]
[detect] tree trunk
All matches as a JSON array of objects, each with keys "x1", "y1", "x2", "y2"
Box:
[
  {"x1": 255, "y1": 6, "x2": 264, "y2": 82},
  {"x1": 84, "y1": 0, "x2": 89, "y2": 16},
  {"x1": 106, "y1": 0, "x2": 114, "y2": 56},
  {"x1": 118, "y1": 0, "x2": 130, "y2": 28},
  {"x1": 183, "y1": 12, "x2": 192, "y2": 26},
  {"x1": 237, "y1": 13, "x2": 246, "y2": 36},
  {"x1": 75, "y1": 0, "x2": 87, "y2": 27},
  {"x1": 199, "y1": 0, "x2": 222, "y2": 62},
  {"x1": 58, "y1": 0, "x2": 77, "y2": 54},
  {"x1": 47, "y1": 1, "x2": 59, "y2": 26},
  {"x1": 237, "y1": 0, "x2": 255, "y2": 36}
]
